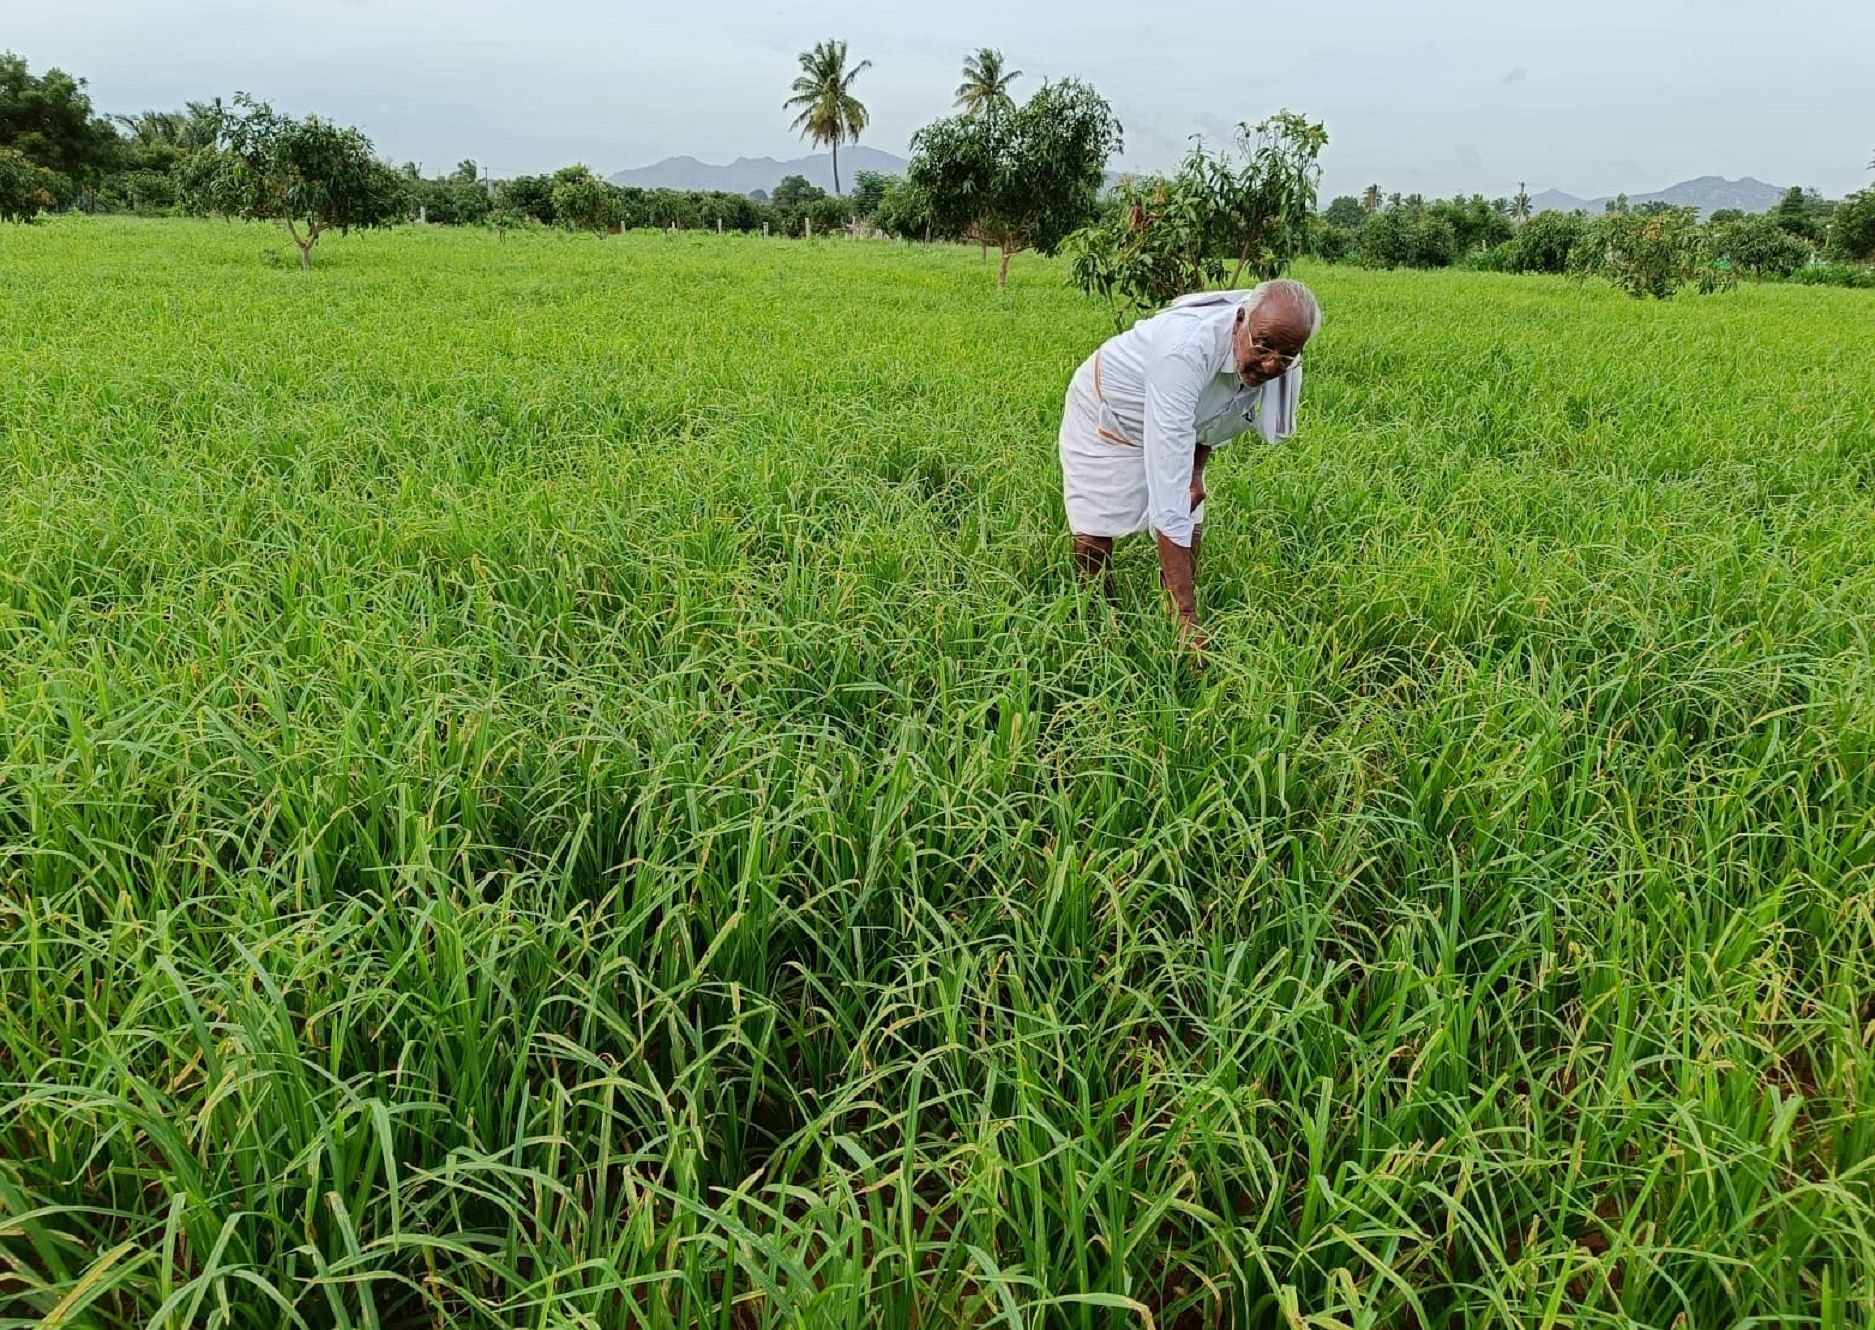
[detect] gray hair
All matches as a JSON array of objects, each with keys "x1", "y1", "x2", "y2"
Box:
[{"x1": 1247, "y1": 278, "x2": 1323, "y2": 337}]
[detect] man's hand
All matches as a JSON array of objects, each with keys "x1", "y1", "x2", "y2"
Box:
[{"x1": 1189, "y1": 479, "x2": 1206, "y2": 513}]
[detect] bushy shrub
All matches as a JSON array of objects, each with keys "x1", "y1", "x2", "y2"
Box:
[
  {"x1": 873, "y1": 176, "x2": 936, "y2": 241},
  {"x1": 1067, "y1": 112, "x2": 1323, "y2": 313},
  {"x1": 1571, "y1": 207, "x2": 1731, "y2": 298},
  {"x1": 412, "y1": 177, "x2": 492, "y2": 226},
  {"x1": 549, "y1": 165, "x2": 618, "y2": 232},
  {"x1": 1357, "y1": 204, "x2": 1458, "y2": 269},
  {"x1": 99, "y1": 167, "x2": 178, "y2": 215},
  {"x1": 1785, "y1": 262, "x2": 1875, "y2": 290},
  {"x1": 495, "y1": 174, "x2": 556, "y2": 225},
  {"x1": 1709, "y1": 214, "x2": 1812, "y2": 279},
  {"x1": 0, "y1": 144, "x2": 71, "y2": 220},
  {"x1": 1503, "y1": 211, "x2": 1586, "y2": 274},
  {"x1": 1308, "y1": 215, "x2": 1356, "y2": 263},
  {"x1": 792, "y1": 193, "x2": 850, "y2": 237},
  {"x1": 1430, "y1": 195, "x2": 1513, "y2": 254},
  {"x1": 1459, "y1": 242, "x2": 1519, "y2": 272}
]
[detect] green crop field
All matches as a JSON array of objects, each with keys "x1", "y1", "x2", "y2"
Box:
[{"x1": 3, "y1": 216, "x2": 1874, "y2": 1328}]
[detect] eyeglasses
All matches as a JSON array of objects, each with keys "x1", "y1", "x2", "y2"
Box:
[
  {"x1": 1249, "y1": 339, "x2": 1300, "y2": 371},
  {"x1": 1237, "y1": 343, "x2": 1297, "y2": 384}
]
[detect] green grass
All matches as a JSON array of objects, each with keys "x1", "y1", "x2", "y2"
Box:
[{"x1": 3, "y1": 215, "x2": 1874, "y2": 1329}]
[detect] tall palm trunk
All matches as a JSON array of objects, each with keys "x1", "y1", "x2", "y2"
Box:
[{"x1": 831, "y1": 141, "x2": 840, "y2": 196}]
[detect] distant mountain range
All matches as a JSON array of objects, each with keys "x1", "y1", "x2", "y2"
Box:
[
  {"x1": 1524, "y1": 176, "x2": 1785, "y2": 218},
  {"x1": 608, "y1": 148, "x2": 909, "y2": 196}
]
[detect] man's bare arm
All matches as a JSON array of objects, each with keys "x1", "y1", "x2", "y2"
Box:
[
  {"x1": 1157, "y1": 444, "x2": 1211, "y2": 658},
  {"x1": 1154, "y1": 532, "x2": 1199, "y2": 627}
]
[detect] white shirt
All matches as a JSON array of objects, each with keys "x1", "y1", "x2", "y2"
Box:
[{"x1": 1091, "y1": 291, "x2": 1303, "y2": 547}]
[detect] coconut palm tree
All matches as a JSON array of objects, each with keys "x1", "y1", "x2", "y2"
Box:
[
  {"x1": 1361, "y1": 183, "x2": 1382, "y2": 214},
  {"x1": 111, "y1": 110, "x2": 184, "y2": 146},
  {"x1": 1512, "y1": 182, "x2": 1532, "y2": 224},
  {"x1": 111, "y1": 104, "x2": 219, "y2": 152},
  {"x1": 783, "y1": 39, "x2": 871, "y2": 196},
  {"x1": 954, "y1": 48, "x2": 1022, "y2": 116}
]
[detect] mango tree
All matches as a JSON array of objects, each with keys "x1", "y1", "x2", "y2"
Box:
[
  {"x1": 182, "y1": 94, "x2": 407, "y2": 269},
  {"x1": 548, "y1": 164, "x2": 618, "y2": 233},
  {"x1": 1066, "y1": 112, "x2": 1326, "y2": 320},
  {"x1": 1571, "y1": 206, "x2": 1731, "y2": 299},
  {"x1": 0, "y1": 145, "x2": 65, "y2": 221},
  {"x1": 908, "y1": 79, "x2": 1121, "y2": 291}
]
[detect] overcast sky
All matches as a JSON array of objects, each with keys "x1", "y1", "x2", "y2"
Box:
[{"x1": 12, "y1": 0, "x2": 1874, "y2": 200}]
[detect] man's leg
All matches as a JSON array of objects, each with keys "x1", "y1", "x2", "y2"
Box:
[{"x1": 1072, "y1": 533, "x2": 1116, "y2": 600}]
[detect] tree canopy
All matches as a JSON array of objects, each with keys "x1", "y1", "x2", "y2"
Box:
[
  {"x1": 1772, "y1": 185, "x2": 1830, "y2": 243},
  {"x1": 0, "y1": 145, "x2": 65, "y2": 221},
  {"x1": 848, "y1": 170, "x2": 890, "y2": 220},
  {"x1": 0, "y1": 50, "x2": 119, "y2": 192},
  {"x1": 549, "y1": 164, "x2": 617, "y2": 232},
  {"x1": 773, "y1": 174, "x2": 826, "y2": 210},
  {"x1": 1322, "y1": 195, "x2": 1367, "y2": 229},
  {"x1": 1503, "y1": 210, "x2": 1586, "y2": 273},
  {"x1": 1066, "y1": 112, "x2": 1326, "y2": 317},
  {"x1": 1571, "y1": 206, "x2": 1731, "y2": 299},
  {"x1": 1709, "y1": 213, "x2": 1812, "y2": 279},
  {"x1": 1828, "y1": 188, "x2": 1875, "y2": 263},
  {"x1": 409, "y1": 164, "x2": 492, "y2": 226},
  {"x1": 495, "y1": 173, "x2": 556, "y2": 225},
  {"x1": 1354, "y1": 200, "x2": 1461, "y2": 270},
  {"x1": 909, "y1": 78, "x2": 1122, "y2": 290},
  {"x1": 873, "y1": 175, "x2": 936, "y2": 242},
  {"x1": 180, "y1": 93, "x2": 407, "y2": 268}
]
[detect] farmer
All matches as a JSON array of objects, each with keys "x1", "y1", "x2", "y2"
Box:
[{"x1": 1057, "y1": 278, "x2": 1320, "y2": 654}]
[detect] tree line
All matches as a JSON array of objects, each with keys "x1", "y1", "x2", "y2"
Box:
[
  {"x1": 5, "y1": 42, "x2": 1870, "y2": 298},
  {"x1": 0, "y1": 52, "x2": 876, "y2": 253},
  {"x1": 1302, "y1": 180, "x2": 1875, "y2": 290},
  {"x1": 0, "y1": 43, "x2": 1117, "y2": 282}
]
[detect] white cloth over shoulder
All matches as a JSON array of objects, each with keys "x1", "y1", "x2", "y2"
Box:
[{"x1": 1057, "y1": 290, "x2": 1302, "y2": 547}]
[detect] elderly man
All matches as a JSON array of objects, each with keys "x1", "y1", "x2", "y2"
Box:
[{"x1": 1057, "y1": 277, "x2": 1321, "y2": 652}]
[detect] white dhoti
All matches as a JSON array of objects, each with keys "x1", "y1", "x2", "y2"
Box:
[
  {"x1": 1057, "y1": 351, "x2": 1203, "y2": 538},
  {"x1": 1057, "y1": 291, "x2": 1304, "y2": 543}
]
